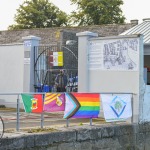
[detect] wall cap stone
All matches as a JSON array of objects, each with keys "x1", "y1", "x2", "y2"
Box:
[
  {"x1": 76, "y1": 31, "x2": 98, "y2": 37},
  {"x1": 22, "y1": 35, "x2": 41, "y2": 41}
]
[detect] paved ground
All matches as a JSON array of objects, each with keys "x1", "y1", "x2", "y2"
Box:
[
  {"x1": 0, "y1": 107, "x2": 131, "y2": 140},
  {"x1": 0, "y1": 108, "x2": 106, "y2": 132}
]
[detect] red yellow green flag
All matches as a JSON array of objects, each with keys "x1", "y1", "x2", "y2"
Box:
[{"x1": 21, "y1": 94, "x2": 43, "y2": 113}]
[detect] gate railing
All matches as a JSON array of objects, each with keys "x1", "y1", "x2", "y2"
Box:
[
  {"x1": 0, "y1": 92, "x2": 134, "y2": 132},
  {"x1": 34, "y1": 45, "x2": 78, "y2": 92}
]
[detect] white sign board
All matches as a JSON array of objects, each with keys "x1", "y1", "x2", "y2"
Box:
[
  {"x1": 24, "y1": 58, "x2": 30, "y2": 64},
  {"x1": 24, "y1": 41, "x2": 31, "y2": 47},
  {"x1": 89, "y1": 38, "x2": 139, "y2": 71}
]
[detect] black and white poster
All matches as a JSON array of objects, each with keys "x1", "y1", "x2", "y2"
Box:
[{"x1": 89, "y1": 38, "x2": 139, "y2": 71}]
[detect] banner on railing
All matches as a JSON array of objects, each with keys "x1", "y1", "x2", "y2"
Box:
[
  {"x1": 21, "y1": 94, "x2": 43, "y2": 113},
  {"x1": 43, "y1": 93, "x2": 65, "y2": 112},
  {"x1": 21, "y1": 92, "x2": 132, "y2": 123},
  {"x1": 101, "y1": 94, "x2": 132, "y2": 122},
  {"x1": 64, "y1": 93, "x2": 100, "y2": 119}
]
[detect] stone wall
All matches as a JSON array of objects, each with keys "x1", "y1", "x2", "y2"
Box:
[
  {"x1": 1, "y1": 122, "x2": 150, "y2": 150},
  {"x1": 0, "y1": 23, "x2": 135, "y2": 45}
]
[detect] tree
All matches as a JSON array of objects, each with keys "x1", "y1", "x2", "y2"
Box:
[
  {"x1": 8, "y1": 0, "x2": 68, "y2": 30},
  {"x1": 69, "y1": 0, "x2": 125, "y2": 26}
]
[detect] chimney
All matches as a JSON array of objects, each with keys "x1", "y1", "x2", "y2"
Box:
[{"x1": 130, "y1": 19, "x2": 138, "y2": 25}]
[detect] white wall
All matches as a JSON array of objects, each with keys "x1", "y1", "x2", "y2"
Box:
[
  {"x1": 0, "y1": 44, "x2": 24, "y2": 107},
  {"x1": 143, "y1": 85, "x2": 150, "y2": 121},
  {"x1": 0, "y1": 36, "x2": 41, "y2": 108},
  {"x1": 0, "y1": 44, "x2": 24, "y2": 92}
]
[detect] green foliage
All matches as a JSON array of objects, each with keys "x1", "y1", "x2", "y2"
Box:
[
  {"x1": 8, "y1": 0, "x2": 68, "y2": 30},
  {"x1": 69, "y1": 0, "x2": 125, "y2": 26}
]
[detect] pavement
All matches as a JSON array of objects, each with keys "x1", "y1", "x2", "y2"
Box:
[
  {"x1": 0, "y1": 107, "x2": 132, "y2": 140},
  {"x1": 0, "y1": 108, "x2": 106, "y2": 132}
]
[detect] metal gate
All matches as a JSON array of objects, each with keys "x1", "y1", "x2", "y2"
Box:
[{"x1": 34, "y1": 45, "x2": 78, "y2": 92}]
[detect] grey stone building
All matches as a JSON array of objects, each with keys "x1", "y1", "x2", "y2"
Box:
[{"x1": 0, "y1": 20, "x2": 138, "y2": 44}]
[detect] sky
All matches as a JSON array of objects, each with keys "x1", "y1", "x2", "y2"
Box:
[{"x1": 0, "y1": 0, "x2": 150, "y2": 31}]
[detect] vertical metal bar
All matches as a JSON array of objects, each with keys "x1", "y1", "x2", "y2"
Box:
[
  {"x1": 34, "y1": 46, "x2": 38, "y2": 92},
  {"x1": 16, "y1": 94, "x2": 20, "y2": 131},
  {"x1": 34, "y1": 46, "x2": 36, "y2": 92},
  {"x1": 40, "y1": 94, "x2": 44, "y2": 128},
  {"x1": 40, "y1": 113, "x2": 44, "y2": 129},
  {"x1": 90, "y1": 118, "x2": 92, "y2": 126},
  {"x1": 131, "y1": 93, "x2": 134, "y2": 123},
  {"x1": 66, "y1": 119, "x2": 69, "y2": 127}
]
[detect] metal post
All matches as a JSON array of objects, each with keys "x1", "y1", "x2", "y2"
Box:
[
  {"x1": 131, "y1": 94, "x2": 134, "y2": 123},
  {"x1": 16, "y1": 94, "x2": 20, "y2": 131},
  {"x1": 40, "y1": 94, "x2": 44, "y2": 128},
  {"x1": 66, "y1": 119, "x2": 69, "y2": 127},
  {"x1": 90, "y1": 118, "x2": 92, "y2": 126},
  {"x1": 40, "y1": 113, "x2": 44, "y2": 129}
]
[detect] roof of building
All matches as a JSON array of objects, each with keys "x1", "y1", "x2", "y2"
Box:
[
  {"x1": 0, "y1": 23, "x2": 135, "y2": 45},
  {"x1": 120, "y1": 18, "x2": 150, "y2": 44}
]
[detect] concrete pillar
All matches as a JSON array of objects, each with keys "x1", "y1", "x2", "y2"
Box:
[
  {"x1": 76, "y1": 31, "x2": 98, "y2": 92},
  {"x1": 22, "y1": 35, "x2": 41, "y2": 92}
]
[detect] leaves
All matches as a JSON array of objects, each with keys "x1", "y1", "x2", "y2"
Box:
[
  {"x1": 8, "y1": 0, "x2": 68, "y2": 30},
  {"x1": 8, "y1": 0, "x2": 126, "y2": 29},
  {"x1": 69, "y1": 0, "x2": 126, "y2": 26}
]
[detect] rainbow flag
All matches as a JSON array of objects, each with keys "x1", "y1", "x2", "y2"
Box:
[
  {"x1": 43, "y1": 93, "x2": 65, "y2": 112},
  {"x1": 64, "y1": 93, "x2": 100, "y2": 119}
]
